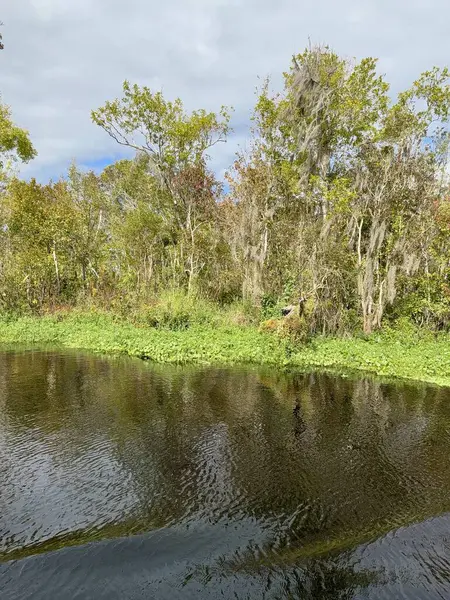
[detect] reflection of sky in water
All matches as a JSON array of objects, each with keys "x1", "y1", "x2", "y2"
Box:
[
  {"x1": 0, "y1": 427, "x2": 139, "y2": 549},
  {"x1": 3, "y1": 515, "x2": 450, "y2": 599},
  {"x1": 1, "y1": 350, "x2": 450, "y2": 599}
]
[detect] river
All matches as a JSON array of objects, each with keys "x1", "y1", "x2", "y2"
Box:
[{"x1": 1, "y1": 349, "x2": 450, "y2": 599}]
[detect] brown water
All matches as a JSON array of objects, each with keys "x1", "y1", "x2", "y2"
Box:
[{"x1": 1, "y1": 350, "x2": 450, "y2": 599}]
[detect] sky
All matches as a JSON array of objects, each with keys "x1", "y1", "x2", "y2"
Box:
[{"x1": 1, "y1": 0, "x2": 449, "y2": 183}]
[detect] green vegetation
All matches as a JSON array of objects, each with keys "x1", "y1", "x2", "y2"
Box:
[
  {"x1": 0, "y1": 518, "x2": 159, "y2": 563},
  {"x1": 0, "y1": 103, "x2": 35, "y2": 179},
  {"x1": 0, "y1": 43, "x2": 449, "y2": 374},
  {"x1": 0, "y1": 307, "x2": 448, "y2": 386}
]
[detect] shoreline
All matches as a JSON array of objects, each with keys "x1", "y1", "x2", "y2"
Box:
[{"x1": 0, "y1": 313, "x2": 448, "y2": 387}]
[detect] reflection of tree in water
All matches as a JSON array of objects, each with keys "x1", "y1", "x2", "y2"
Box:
[
  {"x1": 3, "y1": 352, "x2": 450, "y2": 571},
  {"x1": 89, "y1": 363, "x2": 249, "y2": 526},
  {"x1": 72, "y1": 362, "x2": 450, "y2": 548},
  {"x1": 188, "y1": 550, "x2": 379, "y2": 600},
  {"x1": 224, "y1": 370, "x2": 450, "y2": 551},
  {"x1": 271, "y1": 557, "x2": 378, "y2": 600}
]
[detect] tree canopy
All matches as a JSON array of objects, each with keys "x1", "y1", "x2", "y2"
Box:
[
  {"x1": 0, "y1": 45, "x2": 449, "y2": 335},
  {"x1": 0, "y1": 103, "x2": 36, "y2": 171}
]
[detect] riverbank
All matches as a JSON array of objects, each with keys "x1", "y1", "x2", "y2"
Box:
[{"x1": 0, "y1": 312, "x2": 448, "y2": 386}]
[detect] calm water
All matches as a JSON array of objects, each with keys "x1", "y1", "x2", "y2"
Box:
[{"x1": 1, "y1": 351, "x2": 450, "y2": 599}]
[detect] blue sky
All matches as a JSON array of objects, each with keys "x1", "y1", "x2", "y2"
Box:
[
  {"x1": 1, "y1": 0, "x2": 450, "y2": 183},
  {"x1": 81, "y1": 157, "x2": 118, "y2": 173}
]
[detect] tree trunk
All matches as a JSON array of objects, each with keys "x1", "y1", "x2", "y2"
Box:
[{"x1": 52, "y1": 242, "x2": 60, "y2": 294}]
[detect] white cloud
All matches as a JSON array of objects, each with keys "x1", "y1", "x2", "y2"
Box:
[{"x1": 1, "y1": 0, "x2": 449, "y2": 182}]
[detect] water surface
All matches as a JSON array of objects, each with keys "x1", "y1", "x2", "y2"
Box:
[{"x1": 1, "y1": 350, "x2": 450, "y2": 599}]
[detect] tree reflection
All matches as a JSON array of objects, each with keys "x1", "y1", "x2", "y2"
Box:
[
  {"x1": 2, "y1": 350, "x2": 450, "y2": 577},
  {"x1": 272, "y1": 558, "x2": 379, "y2": 600}
]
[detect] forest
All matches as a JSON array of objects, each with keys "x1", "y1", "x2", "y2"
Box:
[{"x1": 1, "y1": 45, "x2": 450, "y2": 339}]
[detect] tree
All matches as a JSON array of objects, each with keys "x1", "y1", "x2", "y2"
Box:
[
  {"x1": 1, "y1": 178, "x2": 76, "y2": 309},
  {"x1": 349, "y1": 67, "x2": 450, "y2": 332},
  {"x1": 228, "y1": 45, "x2": 450, "y2": 333},
  {"x1": 101, "y1": 157, "x2": 173, "y2": 295},
  {"x1": 0, "y1": 44, "x2": 449, "y2": 335},
  {"x1": 91, "y1": 82, "x2": 230, "y2": 197},
  {"x1": 0, "y1": 103, "x2": 36, "y2": 173},
  {"x1": 92, "y1": 83, "x2": 231, "y2": 293}
]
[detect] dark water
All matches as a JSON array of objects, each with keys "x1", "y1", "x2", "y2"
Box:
[{"x1": 1, "y1": 351, "x2": 450, "y2": 599}]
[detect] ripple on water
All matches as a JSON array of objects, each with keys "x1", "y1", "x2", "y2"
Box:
[{"x1": 1, "y1": 351, "x2": 450, "y2": 599}]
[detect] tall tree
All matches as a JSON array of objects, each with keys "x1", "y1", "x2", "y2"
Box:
[
  {"x1": 92, "y1": 83, "x2": 231, "y2": 293},
  {"x1": 228, "y1": 45, "x2": 450, "y2": 333}
]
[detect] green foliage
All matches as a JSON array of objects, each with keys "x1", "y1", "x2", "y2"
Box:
[
  {"x1": 92, "y1": 82, "x2": 231, "y2": 173},
  {"x1": 140, "y1": 292, "x2": 218, "y2": 330},
  {"x1": 261, "y1": 294, "x2": 279, "y2": 319},
  {"x1": 0, "y1": 103, "x2": 36, "y2": 172},
  {"x1": 280, "y1": 276, "x2": 296, "y2": 305},
  {"x1": 0, "y1": 44, "x2": 449, "y2": 343},
  {"x1": 0, "y1": 313, "x2": 448, "y2": 386},
  {"x1": 387, "y1": 273, "x2": 450, "y2": 331}
]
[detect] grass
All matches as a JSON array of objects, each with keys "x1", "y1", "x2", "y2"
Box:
[{"x1": 0, "y1": 308, "x2": 449, "y2": 386}]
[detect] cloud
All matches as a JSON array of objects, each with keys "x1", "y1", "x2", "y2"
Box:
[{"x1": 1, "y1": 0, "x2": 449, "y2": 182}]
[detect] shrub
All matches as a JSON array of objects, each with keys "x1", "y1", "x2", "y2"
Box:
[
  {"x1": 259, "y1": 318, "x2": 279, "y2": 333},
  {"x1": 277, "y1": 314, "x2": 310, "y2": 343},
  {"x1": 140, "y1": 292, "x2": 220, "y2": 330},
  {"x1": 260, "y1": 314, "x2": 310, "y2": 343},
  {"x1": 261, "y1": 294, "x2": 279, "y2": 319}
]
